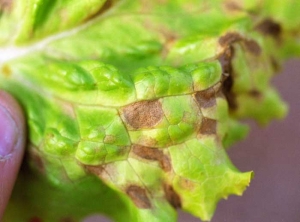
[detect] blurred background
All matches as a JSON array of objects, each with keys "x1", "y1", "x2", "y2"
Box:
[{"x1": 84, "y1": 59, "x2": 300, "y2": 222}]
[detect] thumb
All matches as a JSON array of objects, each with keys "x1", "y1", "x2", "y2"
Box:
[{"x1": 0, "y1": 90, "x2": 26, "y2": 219}]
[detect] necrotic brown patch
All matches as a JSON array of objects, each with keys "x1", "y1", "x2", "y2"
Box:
[
  {"x1": 195, "y1": 87, "x2": 216, "y2": 108},
  {"x1": 222, "y1": 72, "x2": 237, "y2": 109},
  {"x1": 85, "y1": 165, "x2": 105, "y2": 176},
  {"x1": 249, "y1": 89, "x2": 262, "y2": 98},
  {"x1": 132, "y1": 144, "x2": 171, "y2": 171},
  {"x1": 164, "y1": 184, "x2": 181, "y2": 208},
  {"x1": 122, "y1": 100, "x2": 163, "y2": 129},
  {"x1": 255, "y1": 19, "x2": 282, "y2": 39},
  {"x1": 219, "y1": 32, "x2": 243, "y2": 46},
  {"x1": 132, "y1": 144, "x2": 162, "y2": 160},
  {"x1": 218, "y1": 46, "x2": 238, "y2": 109},
  {"x1": 218, "y1": 34, "x2": 262, "y2": 110},
  {"x1": 220, "y1": 33, "x2": 261, "y2": 56},
  {"x1": 160, "y1": 155, "x2": 171, "y2": 172},
  {"x1": 218, "y1": 33, "x2": 262, "y2": 111},
  {"x1": 200, "y1": 118, "x2": 217, "y2": 135},
  {"x1": 126, "y1": 185, "x2": 151, "y2": 208},
  {"x1": 243, "y1": 39, "x2": 262, "y2": 56}
]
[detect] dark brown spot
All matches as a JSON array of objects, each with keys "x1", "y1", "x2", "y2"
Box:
[
  {"x1": 85, "y1": 165, "x2": 105, "y2": 176},
  {"x1": 255, "y1": 19, "x2": 282, "y2": 39},
  {"x1": 195, "y1": 87, "x2": 216, "y2": 108},
  {"x1": 218, "y1": 47, "x2": 238, "y2": 109},
  {"x1": 219, "y1": 33, "x2": 261, "y2": 56},
  {"x1": 164, "y1": 184, "x2": 181, "y2": 208},
  {"x1": 132, "y1": 144, "x2": 171, "y2": 171},
  {"x1": 132, "y1": 144, "x2": 162, "y2": 161},
  {"x1": 122, "y1": 100, "x2": 163, "y2": 129},
  {"x1": 219, "y1": 33, "x2": 243, "y2": 47},
  {"x1": 160, "y1": 155, "x2": 172, "y2": 172},
  {"x1": 200, "y1": 118, "x2": 217, "y2": 135},
  {"x1": 249, "y1": 89, "x2": 262, "y2": 98},
  {"x1": 222, "y1": 73, "x2": 237, "y2": 109},
  {"x1": 126, "y1": 185, "x2": 151, "y2": 208},
  {"x1": 243, "y1": 39, "x2": 262, "y2": 56}
]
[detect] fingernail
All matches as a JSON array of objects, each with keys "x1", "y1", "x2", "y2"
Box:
[{"x1": 0, "y1": 105, "x2": 18, "y2": 158}]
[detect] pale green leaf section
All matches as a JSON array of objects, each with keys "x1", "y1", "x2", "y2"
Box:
[
  {"x1": 0, "y1": 0, "x2": 110, "y2": 44},
  {"x1": 169, "y1": 137, "x2": 253, "y2": 220}
]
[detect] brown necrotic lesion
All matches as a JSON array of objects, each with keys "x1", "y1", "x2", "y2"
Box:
[
  {"x1": 243, "y1": 39, "x2": 262, "y2": 56},
  {"x1": 122, "y1": 100, "x2": 164, "y2": 129},
  {"x1": 200, "y1": 117, "x2": 217, "y2": 135},
  {"x1": 217, "y1": 32, "x2": 261, "y2": 110},
  {"x1": 126, "y1": 185, "x2": 152, "y2": 209},
  {"x1": 85, "y1": 165, "x2": 105, "y2": 176},
  {"x1": 163, "y1": 184, "x2": 182, "y2": 208},
  {"x1": 219, "y1": 32, "x2": 244, "y2": 47},
  {"x1": 132, "y1": 144, "x2": 171, "y2": 172},
  {"x1": 194, "y1": 87, "x2": 217, "y2": 108},
  {"x1": 255, "y1": 19, "x2": 282, "y2": 40}
]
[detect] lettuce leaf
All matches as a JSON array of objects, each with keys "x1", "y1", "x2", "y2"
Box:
[{"x1": 0, "y1": 0, "x2": 299, "y2": 221}]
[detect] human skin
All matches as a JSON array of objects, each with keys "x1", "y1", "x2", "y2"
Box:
[{"x1": 0, "y1": 91, "x2": 26, "y2": 220}]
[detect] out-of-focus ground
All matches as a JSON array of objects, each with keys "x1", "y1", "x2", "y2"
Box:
[{"x1": 84, "y1": 59, "x2": 300, "y2": 222}]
